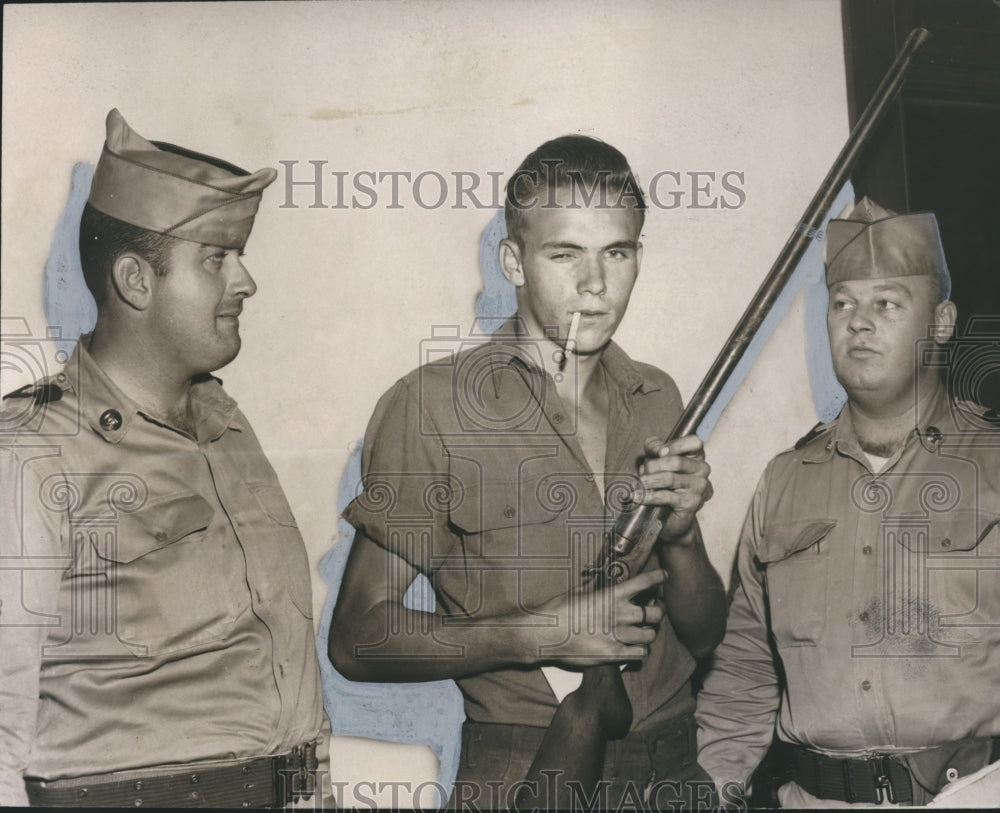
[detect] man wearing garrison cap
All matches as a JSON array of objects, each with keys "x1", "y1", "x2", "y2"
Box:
[
  {"x1": 0, "y1": 110, "x2": 326, "y2": 808},
  {"x1": 696, "y1": 198, "x2": 1000, "y2": 806}
]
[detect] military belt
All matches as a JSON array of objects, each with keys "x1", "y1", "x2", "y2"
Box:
[
  {"x1": 791, "y1": 747, "x2": 914, "y2": 804},
  {"x1": 791, "y1": 737, "x2": 1000, "y2": 805},
  {"x1": 24, "y1": 741, "x2": 319, "y2": 808}
]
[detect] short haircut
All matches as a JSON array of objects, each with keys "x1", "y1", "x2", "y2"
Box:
[
  {"x1": 504, "y1": 135, "x2": 646, "y2": 247},
  {"x1": 78, "y1": 203, "x2": 177, "y2": 306}
]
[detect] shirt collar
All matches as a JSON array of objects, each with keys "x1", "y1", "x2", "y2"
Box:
[
  {"x1": 69, "y1": 335, "x2": 240, "y2": 444},
  {"x1": 802, "y1": 383, "x2": 956, "y2": 465}
]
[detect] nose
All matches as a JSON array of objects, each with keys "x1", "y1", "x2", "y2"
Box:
[
  {"x1": 847, "y1": 303, "x2": 874, "y2": 334},
  {"x1": 577, "y1": 254, "x2": 607, "y2": 295},
  {"x1": 231, "y1": 254, "x2": 257, "y2": 299}
]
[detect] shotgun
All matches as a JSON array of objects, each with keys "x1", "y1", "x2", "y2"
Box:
[{"x1": 516, "y1": 25, "x2": 931, "y2": 810}]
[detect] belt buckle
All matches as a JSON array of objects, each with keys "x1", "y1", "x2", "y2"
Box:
[
  {"x1": 275, "y1": 742, "x2": 318, "y2": 805},
  {"x1": 871, "y1": 755, "x2": 896, "y2": 805}
]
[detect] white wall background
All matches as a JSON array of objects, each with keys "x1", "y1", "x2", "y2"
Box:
[{"x1": 2, "y1": 0, "x2": 847, "y2": 804}]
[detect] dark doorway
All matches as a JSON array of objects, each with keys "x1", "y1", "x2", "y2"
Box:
[{"x1": 843, "y1": 0, "x2": 1000, "y2": 410}]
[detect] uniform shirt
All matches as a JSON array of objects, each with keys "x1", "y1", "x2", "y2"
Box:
[
  {"x1": 696, "y1": 387, "x2": 1000, "y2": 790},
  {"x1": 0, "y1": 338, "x2": 324, "y2": 805},
  {"x1": 343, "y1": 317, "x2": 698, "y2": 731}
]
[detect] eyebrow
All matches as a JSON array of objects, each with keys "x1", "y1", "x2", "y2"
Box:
[
  {"x1": 539, "y1": 240, "x2": 639, "y2": 251},
  {"x1": 197, "y1": 244, "x2": 234, "y2": 253},
  {"x1": 870, "y1": 282, "x2": 914, "y2": 296},
  {"x1": 831, "y1": 281, "x2": 913, "y2": 296}
]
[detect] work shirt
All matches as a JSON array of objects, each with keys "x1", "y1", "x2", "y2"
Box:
[
  {"x1": 343, "y1": 317, "x2": 698, "y2": 731},
  {"x1": 0, "y1": 338, "x2": 324, "y2": 805},
  {"x1": 696, "y1": 387, "x2": 1000, "y2": 791}
]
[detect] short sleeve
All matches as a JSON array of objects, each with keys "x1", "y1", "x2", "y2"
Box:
[{"x1": 341, "y1": 378, "x2": 463, "y2": 575}]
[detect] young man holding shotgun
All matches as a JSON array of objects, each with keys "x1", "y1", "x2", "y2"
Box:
[{"x1": 330, "y1": 135, "x2": 726, "y2": 809}]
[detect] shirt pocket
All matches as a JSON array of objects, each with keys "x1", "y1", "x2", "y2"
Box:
[
  {"x1": 246, "y1": 482, "x2": 313, "y2": 619},
  {"x1": 448, "y1": 477, "x2": 574, "y2": 616},
  {"x1": 449, "y1": 477, "x2": 563, "y2": 535},
  {"x1": 899, "y1": 508, "x2": 1000, "y2": 639},
  {"x1": 757, "y1": 519, "x2": 837, "y2": 647},
  {"x1": 83, "y1": 492, "x2": 242, "y2": 657}
]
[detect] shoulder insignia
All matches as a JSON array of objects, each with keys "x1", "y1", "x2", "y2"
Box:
[
  {"x1": 2, "y1": 382, "x2": 63, "y2": 405},
  {"x1": 794, "y1": 421, "x2": 832, "y2": 450}
]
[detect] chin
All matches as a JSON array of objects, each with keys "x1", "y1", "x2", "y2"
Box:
[{"x1": 203, "y1": 341, "x2": 242, "y2": 373}]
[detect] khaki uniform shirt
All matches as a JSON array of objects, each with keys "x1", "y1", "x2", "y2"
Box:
[
  {"x1": 343, "y1": 319, "x2": 698, "y2": 731},
  {"x1": 696, "y1": 389, "x2": 1000, "y2": 791},
  {"x1": 0, "y1": 339, "x2": 324, "y2": 805}
]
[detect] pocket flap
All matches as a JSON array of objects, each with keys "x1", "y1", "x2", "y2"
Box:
[
  {"x1": 248, "y1": 483, "x2": 298, "y2": 528},
  {"x1": 757, "y1": 520, "x2": 837, "y2": 564},
  {"x1": 449, "y1": 479, "x2": 561, "y2": 532},
  {"x1": 94, "y1": 493, "x2": 215, "y2": 563},
  {"x1": 896, "y1": 508, "x2": 1000, "y2": 553}
]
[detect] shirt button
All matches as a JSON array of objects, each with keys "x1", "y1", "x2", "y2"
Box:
[
  {"x1": 585, "y1": 474, "x2": 595, "y2": 483},
  {"x1": 99, "y1": 409, "x2": 123, "y2": 431},
  {"x1": 941, "y1": 537, "x2": 952, "y2": 548},
  {"x1": 862, "y1": 545, "x2": 873, "y2": 556},
  {"x1": 503, "y1": 505, "x2": 516, "y2": 518},
  {"x1": 861, "y1": 680, "x2": 872, "y2": 691},
  {"x1": 553, "y1": 413, "x2": 564, "y2": 424},
  {"x1": 859, "y1": 611, "x2": 870, "y2": 622}
]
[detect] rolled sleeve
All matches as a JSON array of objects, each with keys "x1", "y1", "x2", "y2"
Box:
[{"x1": 342, "y1": 379, "x2": 462, "y2": 576}]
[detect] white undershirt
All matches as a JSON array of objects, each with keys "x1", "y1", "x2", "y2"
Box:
[{"x1": 863, "y1": 451, "x2": 891, "y2": 473}]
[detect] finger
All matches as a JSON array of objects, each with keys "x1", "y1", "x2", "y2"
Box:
[
  {"x1": 638, "y1": 471, "x2": 708, "y2": 493},
  {"x1": 635, "y1": 476, "x2": 710, "y2": 507},
  {"x1": 643, "y1": 436, "x2": 667, "y2": 457},
  {"x1": 638, "y1": 600, "x2": 665, "y2": 627},
  {"x1": 630, "y1": 602, "x2": 661, "y2": 627},
  {"x1": 615, "y1": 568, "x2": 668, "y2": 600},
  {"x1": 660, "y1": 435, "x2": 705, "y2": 457},
  {"x1": 618, "y1": 643, "x2": 651, "y2": 660},
  {"x1": 614, "y1": 626, "x2": 657, "y2": 647},
  {"x1": 635, "y1": 490, "x2": 706, "y2": 513},
  {"x1": 640, "y1": 455, "x2": 711, "y2": 478}
]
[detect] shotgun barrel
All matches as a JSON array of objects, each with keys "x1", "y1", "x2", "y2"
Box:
[{"x1": 609, "y1": 25, "x2": 930, "y2": 566}]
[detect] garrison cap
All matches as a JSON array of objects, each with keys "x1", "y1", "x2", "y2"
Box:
[
  {"x1": 87, "y1": 109, "x2": 277, "y2": 250},
  {"x1": 825, "y1": 196, "x2": 949, "y2": 288}
]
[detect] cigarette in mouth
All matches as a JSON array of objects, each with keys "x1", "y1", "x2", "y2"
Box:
[{"x1": 565, "y1": 311, "x2": 581, "y2": 357}]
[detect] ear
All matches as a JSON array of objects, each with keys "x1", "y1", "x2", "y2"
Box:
[
  {"x1": 110, "y1": 254, "x2": 154, "y2": 311},
  {"x1": 499, "y1": 238, "x2": 526, "y2": 288},
  {"x1": 932, "y1": 299, "x2": 957, "y2": 344}
]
